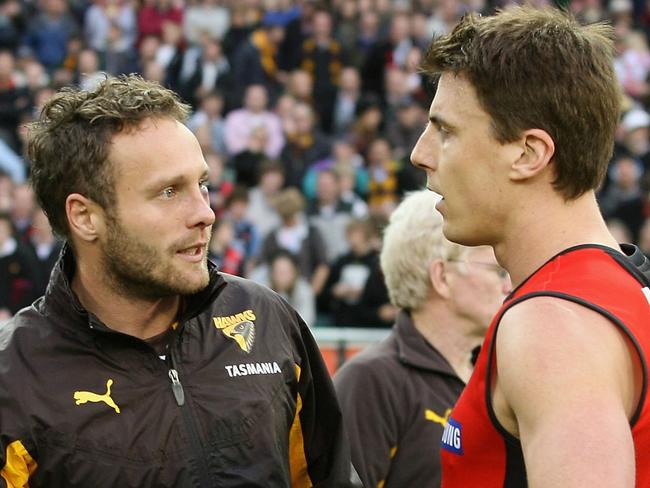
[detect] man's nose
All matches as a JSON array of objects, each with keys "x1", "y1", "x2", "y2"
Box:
[
  {"x1": 410, "y1": 131, "x2": 436, "y2": 171},
  {"x1": 189, "y1": 189, "x2": 215, "y2": 228}
]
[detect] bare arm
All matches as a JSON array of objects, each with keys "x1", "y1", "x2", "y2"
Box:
[{"x1": 494, "y1": 297, "x2": 640, "y2": 487}]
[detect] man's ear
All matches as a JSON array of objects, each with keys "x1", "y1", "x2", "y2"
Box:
[
  {"x1": 509, "y1": 129, "x2": 555, "y2": 182},
  {"x1": 65, "y1": 193, "x2": 106, "y2": 242},
  {"x1": 429, "y1": 259, "x2": 452, "y2": 300}
]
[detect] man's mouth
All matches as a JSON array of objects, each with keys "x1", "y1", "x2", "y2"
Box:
[{"x1": 176, "y1": 243, "x2": 207, "y2": 262}]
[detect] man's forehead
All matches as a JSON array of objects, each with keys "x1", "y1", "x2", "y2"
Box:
[{"x1": 430, "y1": 73, "x2": 485, "y2": 120}]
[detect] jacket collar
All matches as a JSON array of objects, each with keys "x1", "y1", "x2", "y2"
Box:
[
  {"x1": 394, "y1": 310, "x2": 460, "y2": 379},
  {"x1": 41, "y1": 244, "x2": 226, "y2": 332}
]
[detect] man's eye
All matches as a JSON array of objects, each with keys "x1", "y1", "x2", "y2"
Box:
[
  {"x1": 161, "y1": 187, "x2": 176, "y2": 199},
  {"x1": 437, "y1": 125, "x2": 450, "y2": 138},
  {"x1": 199, "y1": 181, "x2": 209, "y2": 193}
]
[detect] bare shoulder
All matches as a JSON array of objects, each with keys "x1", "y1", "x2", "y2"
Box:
[
  {"x1": 497, "y1": 296, "x2": 631, "y2": 362},
  {"x1": 491, "y1": 294, "x2": 640, "y2": 485},
  {"x1": 496, "y1": 296, "x2": 640, "y2": 423}
]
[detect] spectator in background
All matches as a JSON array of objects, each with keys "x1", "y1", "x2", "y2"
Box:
[
  {"x1": 334, "y1": 191, "x2": 510, "y2": 488},
  {"x1": 77, "y1": 48, "x2": 104, "y2": 91},
  {"x1": 0, "y1": 136, "x2": 25, "y2": 183},
  {"x1": 137, "y1": 0, "x2": 183, "y2": 42},
  {"x1": 348, "y1": 10, "x2": 380, "y2": 69},
  {"x1": 83, "y1": 0, "x2": 137, "y2": 75},
  {"x1": 134, "y1": 33, "x2": 160, "y2": 73},
  {"x1": 0, "y1": 211, "x2": 39, "y2": 317},
  {"x1": 366, "y1": 137, "x2": 401, "y2": 217},
  {"x1": 269, "y1": 0, "x2": 305, "y2": 73},
  {"x1": 187, "y1": 90, "x2": 227, "y2": 155},
  {"x1": 349, "y1": 93, "x2": 383, "y2": 156},
  {"x1": 203, "y1": 151, "x2": 233, "y2": 217},
  {"x1": 0, "y1": 50, "x2": 29, "y2": 151},
  {"x1": 319, "y1": 217, "x2": 395, "y2": 328},
  {"x1": 383, "y1": 66, "x2": 412, "y2": 119},
  {"x1": 171, "y1": 35, "x2": 231, "y2": 109},
  {"x1": 22, "y1": 57, "x2": 50, "y2": 98},
  {"x1": 332, "y1": 66, "x2": 361, "y2": 137},
  {"x1": 153, "y1": 20, "x2": 182, "y2": 73},
  {"x1": 27, "y1": 207, "x2": 61, "y2": 295},
  {"x1": 334, "y1": 0, "x2": 359, "y2": 58},
  {"x1": 259, "y1": 249, "x2": 316, "y2": 326},
  {"x1": 285, "y1": 69, "x2": 313, "y2": 106},
  {"x1": 307, "y1": 168, "x2": 355, "y2": 262},
  {"x1": 614, "y1": 18, "x2": 650, "y2": 100},
  {"x1": 280, "y1": 101, "x2": 331, "y2": 188},
  {"x1": 223, "y1": 186, "x2": 259, "y2": 276},
  {"x1": 0, "y1": 0, "x2": 25, "y2": 53},
  {"x1": 230, "y1": 16, "x2": 287, "y2": 104},
  {"x1": 258, "y1": 188, "x2": 329, "y2": 295},
  {"x1": 299, "y1": 8, "x2": 346, "y2": 133},
  {"x1": 244, "y1": 159, "x2": 284, "y2": 240},
  {"x1": 207, "y1": 217, "x2": 244, "y2": 275},
  {"x1": 599, "y1": 155, "x2": 645, "y2": 240},
  {"x1": 334, "y1": 162, "x2": 369, "y2": 219},
  {"x1": 410, "y1": 10, "x2": 434, "y2": 51},
  {"x1": 224, "y1": 84, "x2": 284, "y2": 158},
  {"x1": 571, "y1": 0, "x2": 606, "y2": 24},
  {"x1": 229, "y1": 125, "x2": 269, "y2": 188},
  {"x1": 301, "y1": 138, "x2": 369, "y2": 201},
  {"x1": 141, "y1": 57, "x2": 166, "y2": 83},
  {"x1": 618, "y1": 107, "x2": 650, "y2": 170},
  {"x1": 11, "y1": 182, "x2": 34, "y2": 239},
  {"x1": 183, "y1": 0, "x2": 230, "y2": 45},
  {"x1": 23, "y1": 0, "x2": 79, "y2": 72},
  {"x1": 59, "y1": 35, "x2": 82, "y2": 77},
  {"x1": 220, "y1": 3, "x2": 258, "y2": 62},
  {"x1": 362, "y1": 13, "x2": 412, "y2": 100},
  {"x1": 428, "y1": 0, "x2": 465, "y2": 36},
  {"x1": 386, "y1": 97, "x2": 427, "y2": 160}
]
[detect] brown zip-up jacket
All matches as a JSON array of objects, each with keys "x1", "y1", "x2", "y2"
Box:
[
  {"x1": 0, "y1": 248, "x2": 351, "y2": 487},
  {"x1": 334, "y1": 311, "x2": 465, "y2": 488}
]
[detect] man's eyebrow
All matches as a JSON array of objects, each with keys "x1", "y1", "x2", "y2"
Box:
[
  {"x1": 144, "y1": 174, "x2": 185, "y2": 192},
  {"x1": 429, "y1": 113, "x2": 456, "y2": 131},
  {"x1": 145, "y1": 166, "x2": 210, "y2": 191}
]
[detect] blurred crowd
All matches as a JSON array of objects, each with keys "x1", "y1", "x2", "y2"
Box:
[{"x1": 1, "y1": 0, "x2": 650, "y2": 323}]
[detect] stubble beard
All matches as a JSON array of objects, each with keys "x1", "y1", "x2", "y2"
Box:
[{"x1": 101, "y1": 216, "x2": 211, "y2": 300}]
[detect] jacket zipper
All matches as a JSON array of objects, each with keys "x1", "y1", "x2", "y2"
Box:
[{"x1": 168, "y1": 339, "x2": 213, "y2": 488}]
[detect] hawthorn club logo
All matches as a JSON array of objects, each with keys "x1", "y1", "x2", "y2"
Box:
[{"x1": 213, "y1": 310, "x2": 257, "y2": 353}]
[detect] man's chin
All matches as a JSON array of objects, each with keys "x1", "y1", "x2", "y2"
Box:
[{"x1": 176, "y1": 270, "x2": 211, "y2": 296}]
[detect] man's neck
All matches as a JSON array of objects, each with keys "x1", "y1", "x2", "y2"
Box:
[
  {"x1": 494, "y1": 191, "x2": 620, "y2": 287},
  {"x1": 72, "y1": 256, "x2": 180, "y2": 340},
  {"x1": 411, "y1": 302, "x2": 482, "y2": 383}
]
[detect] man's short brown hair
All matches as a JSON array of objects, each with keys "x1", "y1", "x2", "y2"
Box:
[
  {"x1": 28, "y1": 74, "x2": 191, "y2": 239},
  {"x1": 421, "y1": 6, "x2": 621, "y2": 199}
]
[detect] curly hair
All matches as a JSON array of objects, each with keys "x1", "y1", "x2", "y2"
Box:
[
  {"x1": 28, "y1": 74, "x2": 191, "y2": 239},
  {"x1": 421, "y1": 6, "x2": 621, "y2": 200},
  {"x1": 380, "y1": 190, "x2": 466, "y2": 311}
]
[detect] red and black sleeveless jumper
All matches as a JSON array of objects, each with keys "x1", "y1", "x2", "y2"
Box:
[{"x1": 440, "y1": 245, "x2": 650, "y2": 487}]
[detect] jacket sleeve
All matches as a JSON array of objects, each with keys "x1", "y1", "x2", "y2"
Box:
[
  {"x1": 0, "y1": 438, "x2": 36, "y2": 488},
  {"x1": 288, "y1": 311, "x2": 352, "y2": 488},
  {"x1": 0, "y1": 330, "x2": 37, "y2": 488},
  {"x1": 333, "y1": 358, "x2": 401, "y2": 488}
]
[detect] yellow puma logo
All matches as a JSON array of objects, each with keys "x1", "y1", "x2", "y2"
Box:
[
  {"x1": 425, "y1": 408, "x2": 452, "y2": 427},
  {"x1": 74, "y1": 379, "x2": 121, "y2": 414}
]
